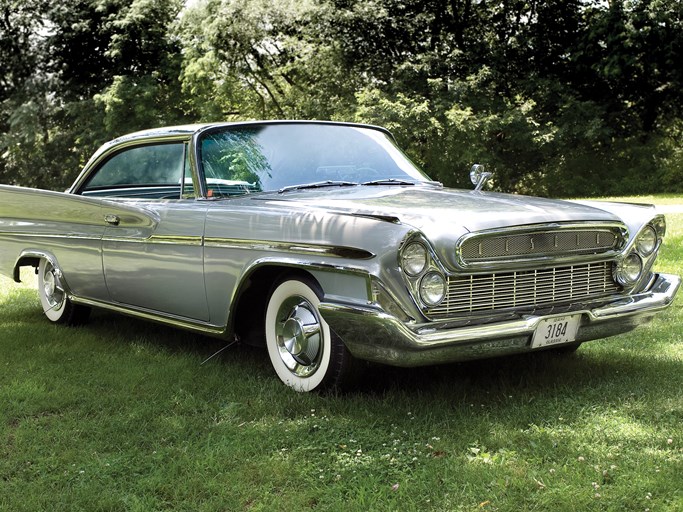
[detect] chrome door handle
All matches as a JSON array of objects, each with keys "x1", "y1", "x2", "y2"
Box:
[{"x1": 104, "y1": 214, "x2": 120, "y2": 226}]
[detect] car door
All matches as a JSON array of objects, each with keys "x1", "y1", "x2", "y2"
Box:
[{"x1": 79, "y1": 141, "x2": 210, "y2": 321}]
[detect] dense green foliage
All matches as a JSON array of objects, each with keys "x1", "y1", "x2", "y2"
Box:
[{"x1": 1, "y1": 0, "x2": 683, "y2": 195}]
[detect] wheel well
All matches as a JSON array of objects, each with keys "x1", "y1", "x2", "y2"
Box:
[
  {"x1": 13, "y1": 256, "x2": 41, "y2": 282},
  {"x1": 231, "y1": 266, "x2": 319, "y2": 347}
]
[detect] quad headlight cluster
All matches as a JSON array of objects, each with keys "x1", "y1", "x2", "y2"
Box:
[
  {"x1": 613, "y1": 224, "x2": 661, "y2": 288},
  {"x1": 400, "y1": 241, "x2": 447, "y2": 307}
]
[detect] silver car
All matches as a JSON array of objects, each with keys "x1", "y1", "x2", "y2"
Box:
[{"x1": 0, "y1": 121, "x2": 679, "y2": 391}]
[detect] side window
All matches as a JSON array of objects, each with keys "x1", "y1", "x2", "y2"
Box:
[{"x1": 81, "y1": 143, "x2": 187, "y2": 199}]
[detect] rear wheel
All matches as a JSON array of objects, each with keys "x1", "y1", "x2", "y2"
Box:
[
  {"x1": 38, "y1": 258, "x2": 90, "y2": 325},
  {"x1": 264, "y1": 277, "x2": 353, "y2": 392}
]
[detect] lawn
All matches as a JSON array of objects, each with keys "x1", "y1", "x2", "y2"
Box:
[{"x1": 1, "y1": 197, "x2": 681, "y2": 511}]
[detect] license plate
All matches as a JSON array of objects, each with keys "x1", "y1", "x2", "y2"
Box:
[{"x1": 531, "y1": 315, "x2": 581, "y2": 349}]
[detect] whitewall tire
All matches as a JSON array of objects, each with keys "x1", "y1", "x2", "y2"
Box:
[
  {"x1": 265, "y1": 277, "x2": 352, "y2": 392},
  {"x1": 38, "y1": 258, "x2": 90, "y2": 325}
]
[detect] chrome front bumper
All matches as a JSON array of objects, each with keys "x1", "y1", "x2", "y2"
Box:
[{"x1": 320, "y1": 273, "x2": 681, "y2": 367}]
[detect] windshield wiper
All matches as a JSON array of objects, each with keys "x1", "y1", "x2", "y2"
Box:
[
  {"x1": 361, "y1": 179, "x2": 443, "y2": 187},
  {"x1": 278, "y1": 180, "x2": 359, "y2": 193},
  {"x1": 361, "y1": 178, "x2": 417, "y2": 186}
]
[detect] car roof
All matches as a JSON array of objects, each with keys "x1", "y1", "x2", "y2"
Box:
[{"x1": 114, "y1": 120, "x2": 392, "y2": 142}]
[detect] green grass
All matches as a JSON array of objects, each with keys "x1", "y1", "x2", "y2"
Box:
[
  {"x1": 1, "y1": 201, "x2": 682, "y2": 511},
  {"x1": 577, "y1": 194, "x2": 683, "y2": 206}
]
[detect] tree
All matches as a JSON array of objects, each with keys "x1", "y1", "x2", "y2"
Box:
[
  {"x1": 3, "y1": 0, "x2": 683, "y2": 195},
  {"x1": 178, "y1": 0, "x2": 359, "y2": 121},
  {"x1": 1, "y1": 0, "x2": 190, "y2": 190}
]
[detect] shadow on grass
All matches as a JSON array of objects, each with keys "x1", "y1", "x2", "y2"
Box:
[
  {"x1": 0, "y1": 288, "x2": 270, "y2": 373},
  {"x1": 2, "y1": 288, "x2": 678, "y2": 410},
  {"x1": 86, "y1": 310, "x2": 658, "y2": 397},
  {"x1": 346, "y1": 345, "x2": 666, "y2": 397}
]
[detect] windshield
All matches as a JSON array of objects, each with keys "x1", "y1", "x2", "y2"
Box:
[{"x1": 197, "y1": 123, "x2": 432, "y2": 197}]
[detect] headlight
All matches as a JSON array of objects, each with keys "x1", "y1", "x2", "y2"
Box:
[
  {"x1": 614, "y1": 253, "x2": 643, "y2": 286},
  {"x1": 401, "y1": 243, "x2": 428, "y2": 276},
  {"x1": 636, "y1": 226, "x2": 657, "y2": 256},
  {"x1": 419, "y1": 272, "x2": 446, "y2": 306}
]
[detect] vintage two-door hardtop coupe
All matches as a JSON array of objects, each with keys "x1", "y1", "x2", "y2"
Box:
[{"x1": 0, "y1": 121, "x2": 680, "y2": 391}]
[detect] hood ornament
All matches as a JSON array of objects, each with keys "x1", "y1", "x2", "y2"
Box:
[{"x1": 470, "y1": 164, "x2": 493, "y2": 192}]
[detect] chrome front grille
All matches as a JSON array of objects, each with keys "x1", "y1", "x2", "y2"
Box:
[
  {"x1": 459, "y1": 228, "x2": 622, "y2": 263},
  {"x1": 426, "y1": 261, "x2": 621, "y2": 319}
]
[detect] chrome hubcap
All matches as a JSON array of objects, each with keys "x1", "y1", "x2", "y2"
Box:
[
  {"x1": 275, "y1": 296, "x2": 323, "y2": 377},
  {"x1": 42, "y1": 264, "x2": 64, "y2": 308}
]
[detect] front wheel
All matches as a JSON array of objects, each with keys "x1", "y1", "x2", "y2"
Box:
[
  {"x1": 38, "y1": 258, "x2": 90, "y2": 325},
  {"x1": 265, "y1": 277, "x2": 353, "y2": 392}
]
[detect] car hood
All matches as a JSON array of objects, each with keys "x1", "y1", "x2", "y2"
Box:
[
  {"x1": 254, "y1": 186, "x2": 626, "y2": 271},
  {"x1": 260, "y1": 186, "x2": 621, "y2": 236}
]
